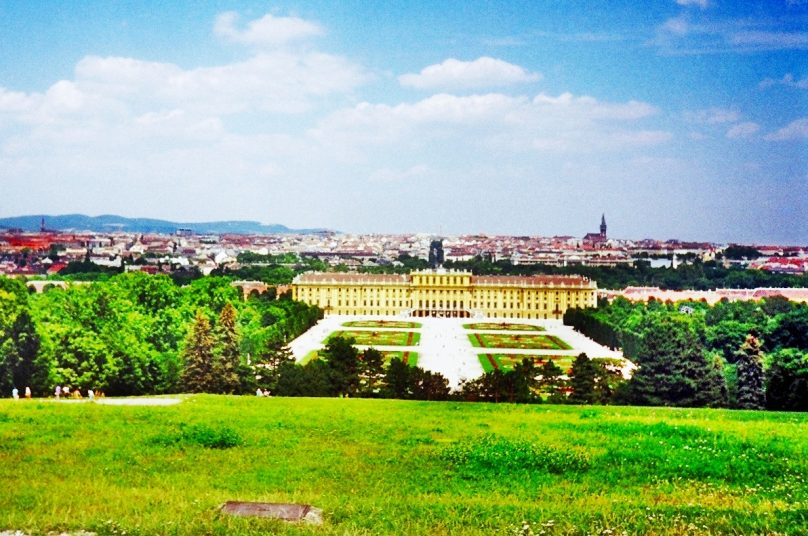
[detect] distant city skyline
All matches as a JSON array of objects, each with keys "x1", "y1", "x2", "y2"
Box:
[{"x1": 0, "y1": 1, "x2": 805, "y2": 244}]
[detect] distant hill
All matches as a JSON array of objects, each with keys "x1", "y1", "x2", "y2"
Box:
[{"x1": 0, "y1": 214, "x2": 330, "y2": 235}]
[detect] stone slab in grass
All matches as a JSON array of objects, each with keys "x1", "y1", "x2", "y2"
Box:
[
  {"x1": 220, "y1": 501, "x2": 323, "y2": 524},
  {"x1": 342, "y1": 320, "x2": 422, "y2": 329},
  {"x1": 463, "y1": 322, "x2": 544, "y2": 332},
  {"x1": 468, "y1": 333, "x2": 571, "y2": 350},
  {"x1": 324, "y1": 330, "x2": 420, "y2": 346}
]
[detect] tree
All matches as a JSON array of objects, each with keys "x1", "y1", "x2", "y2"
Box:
[
  {"x1": 627, "y1": 315, "x2": 720, "y2": 407},
  {"x1": 215, "y1": 303, "x2": 242, "y2": 394},
  {"x1": 735, "y1": 334, "x2": 765, "y2": 410},
  {"x1": 409, "y1": 367, "x2": 450, "y2": 401},
  {"x1": 537, "y1": 359, "x2": 567, "y2": 403},
  {"x1": 254, "y1": 341, "x2": 295, "y2": 393},
  {"x1": 0, "y1": 310, "x2": 44, "y2": 395},
  {"x1": 322, "y1": 336, "x2": 359, "y2": 396},
  {"x1": 765, "y1": 349, "x2": 808, "y2": 411},
  {"x1": 568, "y1": 353, "x2": 598, "y2": 404},
  {"x1": 701, "y1": 354, "x2": 729, "y2": 408},
  {"x1": 182, "y1": 310, "x2": 216, "y2": 393},
  {"x1": 384, "y1": 357, "x2": 411, "y2": 399},
  {"x1": 357, "y1": 348, "x2": 385, "y2": 397}
]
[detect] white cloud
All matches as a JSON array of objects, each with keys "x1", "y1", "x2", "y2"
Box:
[
  {"x1": 759, "y1": 73, "x2": 808, "y2": 89},
  {"x1": 764, "y1": 117, "x2": 808, "y2": 141},
  {"x1": 68, "y1": 52, "x2": 369, "y2": 116},
  {"x1": 214, "y1": 11, "x2": 323, "y2": 46},
  {"x1": 729, "y1": 31, "x2": 808, "y2": 49},
  {"x1": 684, "y1": 107, "x2": 740, "y2": 124},
  {"x1": 310, "y1": 92, "x2": 665, "y2": 155},
  {"x1": 660, "y1": 16, "x2": 690, "y2": 37},
  {"x1": 726, "y1": 122, "x2": 760, "y2": 139},
  {"x1": 399, "y1": 57, "x2": 540, "y2": 90},
  {"x1": 676, "y1": 0, "x2": 709, "y2": 8}
]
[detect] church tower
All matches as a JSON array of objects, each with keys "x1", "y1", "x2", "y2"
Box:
[{"x1": 600, "y1": 213, "x2": 607, "y2": 240}]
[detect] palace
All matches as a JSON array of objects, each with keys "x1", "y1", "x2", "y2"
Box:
[{"x1": 291, "y1": 269, "x2": 597, "y2": 319}]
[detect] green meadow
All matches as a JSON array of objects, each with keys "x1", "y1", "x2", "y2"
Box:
[{"x1": 1, "y1": 396, "x2": 806, "y2": 535}]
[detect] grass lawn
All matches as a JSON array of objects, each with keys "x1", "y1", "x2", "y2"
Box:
[
  {"x1": 342, "y1": 320, "x2": 421, "y2": 329},
  {"x1": 0, "y1": 396, "x2": 805, "y2": 535},
  {"x1": 468, "y1": 332, "x2": 571, "y2": 350},
  {"x1": 325, "y1": 330, "x2": 420, "y2": 346},
  {"x1": 478, "y1": 354, "x2": 574, "y2": 373},
  {"x1": 463, "y1": 322, "x2": 544, "y2": 332},
  {"x1": 304, "y1": 350, "x2": 419, "y2": 367}
]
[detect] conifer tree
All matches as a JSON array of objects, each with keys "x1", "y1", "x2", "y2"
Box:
[
  {"x1": 255, "y1": 340, "x2": 295, "y2": 393},
  {"x1": 537, "y1": 359, "x2": 567, "y2": 403},
  {"x1": 215, "y1": 303, "x2": 241, "y2": 394},
  {"x1": 628, "y1": 315, "x2": 720, "y2": 407},
  {"x1": 568, "y1": 353, "x2": 598, "y2": 404},
  {"x1": 735, "y1": 334, "x2": 765, "y2": 410},
  {"x1": 182, "y1": 310, "x2": 216, "y2": 393},
  {"x1": 699, "y1": 354, "x2": 729, "y2": 408},
  {"x1": 357, "y1": 347, "x2": 385, "y2": 397}
]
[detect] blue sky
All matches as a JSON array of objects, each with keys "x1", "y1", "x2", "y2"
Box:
[{"x1": 0, "y1": 1, "x2": 805, "y2": 243}]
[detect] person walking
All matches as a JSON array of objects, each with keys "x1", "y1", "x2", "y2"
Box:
[
  {"x1": 12, "y1": 388, "x2": 19, "y2": 400},
  {"x1": 55, "y1": 385, "x2": 61, "y2": 399},
  {"x1": 24, "y1": 386, "x2": 31, "y2": 399}
]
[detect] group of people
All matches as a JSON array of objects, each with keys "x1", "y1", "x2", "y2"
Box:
[
  {"x1": 255, "y1": 388, "x2": 272, "y2": 397},
  {"x1": 54, "y1": 385, "x2": 104, "y2": 400},
  {"x1": 10, "y1": 386, "x2": 32, "y2": 400}
]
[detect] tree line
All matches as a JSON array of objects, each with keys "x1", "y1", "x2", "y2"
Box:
[
  {"x1": 0, "y1": 274, "x2": 321, "y2": 397},
  {"x1": 564, "y1": 296, "x2": 807, "y2": 411}
]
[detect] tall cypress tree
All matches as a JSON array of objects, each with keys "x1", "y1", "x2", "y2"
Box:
[
  {"x1": 215, "y1": 303, "x2": 241, "y2": 394},
  {"x1": 735, "y1": 334, "x2": 765, "y2": 410},
  {"x1": 182, "y1": 310, "x2": 216, "y2": 393}
]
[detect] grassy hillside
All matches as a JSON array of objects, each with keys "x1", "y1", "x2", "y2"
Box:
[{"x1": 0, "y1": 396, "x2": 805, "y2": 535}]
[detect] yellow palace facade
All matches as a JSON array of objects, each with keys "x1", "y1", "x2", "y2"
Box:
[{"x1": 291, "y1": 269, "x2": 597, "y2": 319}]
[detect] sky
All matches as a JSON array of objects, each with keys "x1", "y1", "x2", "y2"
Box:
[{"x1": 0, "y1": 1, "x2": 805, "y2": 244}]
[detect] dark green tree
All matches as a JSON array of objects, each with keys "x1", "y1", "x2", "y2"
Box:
[
  {"x1": 628, "y1": 315, "x2": 719, "y2": 407},
  {"x1": 215, "y1": 303, "x2": 242, "y2": 393},
  {"x1": 537, "y1": 359, "x2": 567, "y2": 403},
  {"x1": 181, "y1": 310, "x2": 216, "y2": 393},
  {"x1": 322, "y1": 336, "x2": 359, "y2": 396},
  {"x1": 735, "y1": 334, "x2": 765, "y2": 410},
  {"x1": 409, "y1": 367, "x2": 450, "y2": 401},
  {"x1": 568, "y1": 353, "x2": 598, "y2": 404},
  {"x1": 765, "y1": 349, "x2": 808, "y2": 411},
  {"x1": 384, "y1": 357, "x2": 411, "y2": 399},
  {"x1": 702, "y1": 354, "x2": 729, "y2": 408},
  {"x1": 357, "y1": 347, "x2": 385, "y2": 397},
  {"x1": 254, "y1": 341, "x2": 295, "y2": 393},
  {"x1": 0, "y1": 310, "x2": 44, "y2": 395}
]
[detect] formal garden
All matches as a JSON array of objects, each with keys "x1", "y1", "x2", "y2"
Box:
[
  {"x1": 463, "y1": 322, "x2": 544, "y2": 331},
  {"x1": 304, "y1": 349, "x2": 419, "y2": 367},
  {"x1": 478, "y1": 353, "x2": 573, "y2": 373},
  {"x1": 342, "y1": 320, "x2": 421, "y2": 329},
  {"x1": 324, "y1": 330, "x2": 420, "y2": 346},
  {"x1": 468, "y1": 332, "x2": 572, "y2": 350}
]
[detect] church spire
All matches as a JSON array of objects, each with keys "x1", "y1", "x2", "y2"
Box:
[{"x1": 600, "y1": 213, "x2": 607, "y2": 238}]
